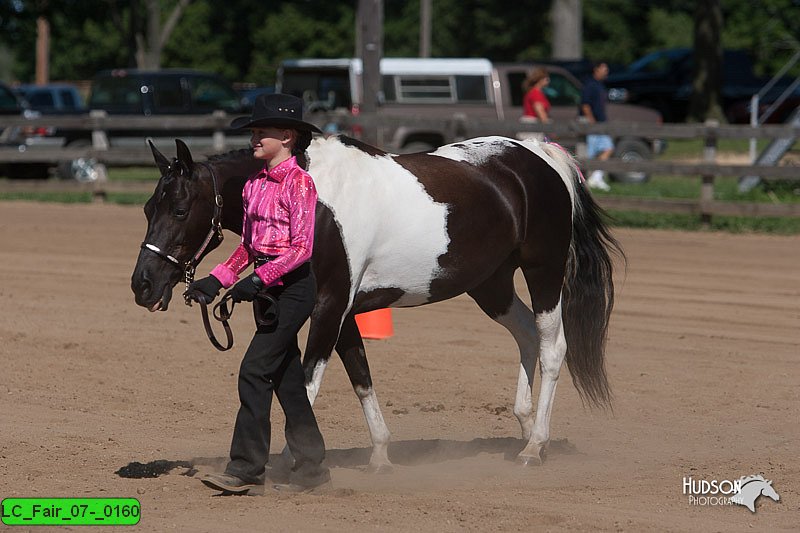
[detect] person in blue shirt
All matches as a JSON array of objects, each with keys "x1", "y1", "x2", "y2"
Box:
[{"x1": 580, "y1": 62, "x2": 613, "y2": 191}]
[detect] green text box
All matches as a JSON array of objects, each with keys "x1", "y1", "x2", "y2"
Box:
[{"x1": 1, "y1": 498, "x2": 140, "y2": 526}]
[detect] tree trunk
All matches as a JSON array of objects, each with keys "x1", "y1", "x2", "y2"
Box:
[
  {"x1": 551, "y1": 0, "x2": 582, "y2": 60},
  {"x1": 688, "y1": 0, "x2": 725, "y2": 122},
  {"x1": 136, "y1": 0, "x2": 192, "y2": 70}
]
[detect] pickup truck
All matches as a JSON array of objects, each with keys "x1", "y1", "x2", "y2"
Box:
[{"x1": 278, "y1": 57, "x2": 664, "y2": 183}]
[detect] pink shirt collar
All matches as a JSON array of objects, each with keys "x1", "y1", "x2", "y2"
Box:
[{"x1": 263, "y1": 156, "x2": 297, "y2": 183}]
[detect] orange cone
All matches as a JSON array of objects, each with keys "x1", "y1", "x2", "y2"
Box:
[{"x1": 355, "y1": 308, "x2": 394, "y2": 339}]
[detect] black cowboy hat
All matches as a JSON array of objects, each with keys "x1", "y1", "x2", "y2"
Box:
[{"x1": 230, "y1": 93, "x2": 322, "y2": 133}]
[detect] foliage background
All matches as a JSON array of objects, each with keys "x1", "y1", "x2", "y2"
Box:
[{"x1": 1, "y1": 0, "x2": 798, "y2": 86}]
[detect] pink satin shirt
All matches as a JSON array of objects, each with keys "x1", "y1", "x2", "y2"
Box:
[{"x1": 210, "y1": 156, "x2": 317, "y2": 288}]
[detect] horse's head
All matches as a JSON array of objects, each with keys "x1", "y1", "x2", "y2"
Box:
[
  {"x1": 762, "y1": 480, "x2": 780, "y2": 502},
  {"x1": 131, "y1": 139, "x2": 221, "y2": 312}
]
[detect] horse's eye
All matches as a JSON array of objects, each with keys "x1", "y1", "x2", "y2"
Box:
[{"x1": 173, "y1": 207, "x2": 189, "y2": 220}]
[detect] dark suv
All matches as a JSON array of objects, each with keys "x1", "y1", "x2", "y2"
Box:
[
  {"x1": 605, "y1": 48, "x2": 776, "y2": 123},
  {"x1": 51, "y1": 69, "x2": 249, "y2": 179}
]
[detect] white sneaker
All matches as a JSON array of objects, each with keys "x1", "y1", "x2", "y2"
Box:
[{"x1": 586, "y1": 170, "x2": 610, "y2": 191}]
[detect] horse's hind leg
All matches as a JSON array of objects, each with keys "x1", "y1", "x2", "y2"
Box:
[
  {"x1": 517, "y1": 263, "x2": 568, "y2": 466},
  {"x1": 335, "y1": 313, "x2": 393, "y2": 473},
  {"x1": 467, "y1": 260, "x2": 539, "y2": 444}
]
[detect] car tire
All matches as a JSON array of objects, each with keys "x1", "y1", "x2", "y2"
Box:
[
  {"x1": 58, "y1": 139, "x2": 99, "y2": 181},
  {"x1": 611, "y1": 138, "x2": 652, "y2": 184}
]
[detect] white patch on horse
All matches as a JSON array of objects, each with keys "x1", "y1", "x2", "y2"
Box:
[
  {"x1": 431, "y1": 136, "x2": 579, "y2": 214},
  {"x1": 430, "y1": 136, "x2": 518, "y2": 166},
  {"x1": 355, "y1": 385, "x2": 392, "y2": 468},
  {"x1": 308, "y1": 137, "x2": 450, "y2": 307},
  {"x1": 306, "y1": 358, "x2": 328, "y2": 405},
  {"x1": 519, "y1": 138, "x2": 580, "y2": 214}
]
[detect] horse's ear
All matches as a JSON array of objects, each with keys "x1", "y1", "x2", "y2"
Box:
[
  {"x1": 175, "y1": 139, "x2": 194, "y2": 173},
  {"x1": 149, "y1": 140, "x2": 170, "y2": 176}
]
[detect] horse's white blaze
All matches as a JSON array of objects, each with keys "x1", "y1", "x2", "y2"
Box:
[
  {"x1": 355, "y1": 385, "x2": 391, "y2": 467},
  {"x1": 306, "y1": 359, "x2": 328, "y2": 405},
  {"x1": 309, "y1": 137, "x2": 450, "y2": 306}
]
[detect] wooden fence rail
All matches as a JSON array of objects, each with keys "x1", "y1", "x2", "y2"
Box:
[{"x1": 1, "y1": 112, "x2": 798, "y2": 221}]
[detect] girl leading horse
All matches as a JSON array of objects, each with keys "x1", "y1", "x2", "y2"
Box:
[{"x1": 131, "y1": 132, "x2": 621, "y2": 472}]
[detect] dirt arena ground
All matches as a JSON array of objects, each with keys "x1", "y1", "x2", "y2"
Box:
[{"x1": 1, "y1": 201, "x2": 797, "y2": 532}]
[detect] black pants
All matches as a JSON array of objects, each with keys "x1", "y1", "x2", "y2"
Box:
[{"x1": 224, "y1": 263, "x2": 328, "y2": 486}]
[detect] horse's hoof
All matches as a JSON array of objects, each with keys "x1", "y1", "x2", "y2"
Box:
[
  {"x1": 516, "y1": 447, "x2": 546, "y2": 466},
  {"x1": 365, "y1": 463, "x2": 394, "y2": 474}
]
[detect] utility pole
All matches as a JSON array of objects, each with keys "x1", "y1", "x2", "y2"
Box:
[
  {"x1": 357, "y1": 0, "x2": 383, "y2": 145},
  {"x1": 551, "y1": 0, "x2": 582, "y2": 60},
  {"x1": 420, "y1": 0, "x2": 431, "y2": 58}
]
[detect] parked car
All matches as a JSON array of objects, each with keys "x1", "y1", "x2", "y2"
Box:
[
  {"x1": 0, "y1": 82, "x2": 52, "y2": 179},
  {"x1": 29, "y1": 69, "x2": 249, "y2": 180},
  {"x1": 605, "y1": 48, "x2": 791, "y2": 123},
  {"x1": 277, "y1": 57, "x2": 664, "y2": 182},
  {"x1": 13, "y1": 83, "x2": 86, "y2": 114}
]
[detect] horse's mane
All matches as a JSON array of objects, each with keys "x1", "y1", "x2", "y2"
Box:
[{"x1": 206, "y1": 148, "x2": 253, "y2": 164}]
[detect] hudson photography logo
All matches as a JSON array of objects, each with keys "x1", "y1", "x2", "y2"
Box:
[{"x1": 683, "y1": 474, "x2": 781, "y2": 513}]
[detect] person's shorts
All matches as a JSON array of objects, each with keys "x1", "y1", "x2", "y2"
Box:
[{"x1": 587, "y1": 134, "x2": 614, "y2": 158}]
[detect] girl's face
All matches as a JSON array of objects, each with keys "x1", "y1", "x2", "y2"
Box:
[{"x1": 250, "y1": 127, "x2": 295, "y2": 162}]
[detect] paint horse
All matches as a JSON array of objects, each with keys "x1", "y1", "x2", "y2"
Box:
[{"x1": 131, "y1": 135, "x2": 621, "y2": 469}]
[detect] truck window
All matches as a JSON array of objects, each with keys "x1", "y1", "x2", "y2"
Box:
[
  {"x1": 506, "y1": 70, "x2": 581, "y2": 107},
  {"x1": 27, "y1": 90, "x2": 55, "y2": 108},
  {"x1": 385, "y1": 74, "x2": 489, "y2": 103},
  {"x1": 281, "y1": 70, "x2": 352, "y2": 110},
  {"x1": 152, "y1": 77, "x2": 185, "y2": 112},
  {"x1": 59, "y1": 89, "x2": 78, "y2": 108},
  {"x1": 189, "y1": 77, "x2": 240, "y2": 112},
  {"x1": 390, "y1": 76, "x2": 454, "y2": 103},
  {"x1": 0, "y1": 86, "x2": 18, "y2": 111},
  {"x1": 544, "y1": 73, "x2": 581, "y2": 106},
  {"x1": 455, "y1": 75, "x2": 488, "y2": 102},
  {"x1": 90, "y1": 76, "x2": 144, "y2": 108}
]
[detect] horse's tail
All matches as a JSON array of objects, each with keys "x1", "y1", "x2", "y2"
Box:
[
  {"x1": 564, "y1": 177, "x2": 623, "y2": 408},
  {"x1": 538, "y1": 141, "x2": 623, "y2": 408}
]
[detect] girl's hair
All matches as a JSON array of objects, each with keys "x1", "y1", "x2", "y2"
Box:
[
  {"x1": 523, "y1": 67, "x2": 549, "y2": 91},
  {"x1": 292, "y1": 130, "x2": 313, "y2": 170}
]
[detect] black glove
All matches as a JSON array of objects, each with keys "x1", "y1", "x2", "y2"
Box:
[
  {"x1": 185, "y1": 275, "x2": 223, "y2": 304},
  {"x1": 230, "y1": 274, "x2": 262, "y2": 303}
]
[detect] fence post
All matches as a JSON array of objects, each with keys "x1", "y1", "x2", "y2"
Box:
[
  {"x1": 700, "y1": 119, "x2": 719, "y2": 227},
  {"x1": 212, "y1": 110, "x2": 226, "y2": 151},
  {"x1": 90, "y1": 110, "x2": 109, "y2": 150}
]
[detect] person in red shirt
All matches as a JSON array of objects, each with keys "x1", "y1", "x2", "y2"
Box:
[
  {"x1": 522, "y1": 67, "x2": 552, "y2": 123},
  {"x1": 186, "y1": 93, "x2": 330, "y2": 494}
]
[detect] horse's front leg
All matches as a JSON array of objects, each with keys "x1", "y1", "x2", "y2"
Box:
[{"x1": 335, "y1": 312, "x2": 393, "y2": 473}]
